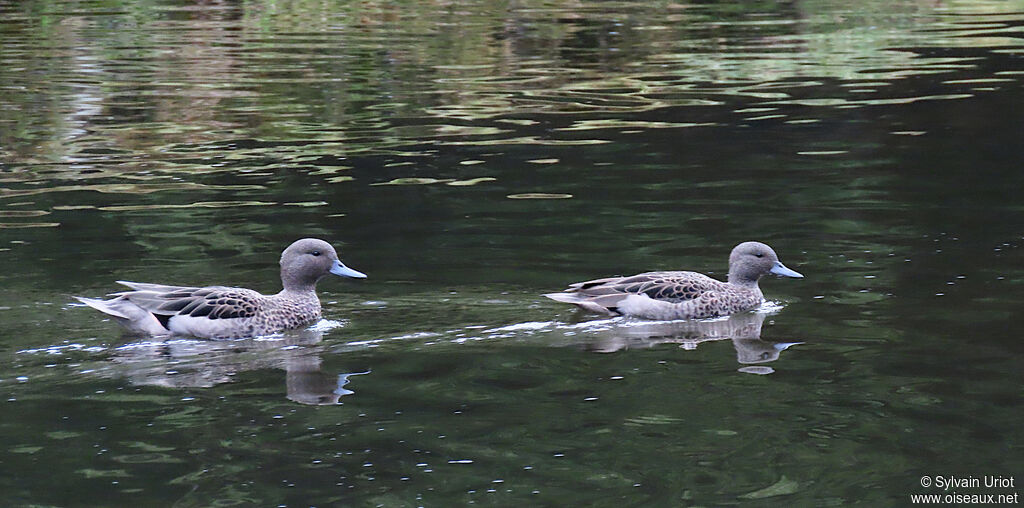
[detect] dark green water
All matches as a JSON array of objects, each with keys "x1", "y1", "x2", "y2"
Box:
[{"x1": 2, "y1": 0, "x2": 1023, "y2": 505}]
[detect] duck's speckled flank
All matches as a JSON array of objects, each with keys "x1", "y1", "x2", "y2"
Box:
[
  {"x1": 544, "y1": 241, "x2": 802, "y2": 320},
  {"x1": 76, "y1": 238, "x2": 365, "y2": 339}
]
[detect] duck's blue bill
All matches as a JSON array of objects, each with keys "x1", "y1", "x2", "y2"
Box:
[
  {"x1": 770, "y1": 262, "x2": 803, "y2": 278},
  {"x1": 331, "y1": 260, "x2": 367, "y2": 279}
]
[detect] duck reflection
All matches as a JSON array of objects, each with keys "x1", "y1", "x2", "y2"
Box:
[
  {"x1": 578, "y1": 312, "x2": 802, "y2": 374},
  {"x1": 102, "y1": 328, "x2": 369, "y2": 405}
]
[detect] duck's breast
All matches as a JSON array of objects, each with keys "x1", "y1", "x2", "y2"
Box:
[{"x1": 253, "y1": 293, "x2": 323, "y2": 333}]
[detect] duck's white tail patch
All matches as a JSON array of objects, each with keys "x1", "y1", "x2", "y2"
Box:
[{"x1": 75, "y1": 296, "x2": 169, "y2": 336}]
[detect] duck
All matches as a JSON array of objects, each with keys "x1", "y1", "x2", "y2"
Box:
[
  {"x1": 543, "y1": 241, "x2": 802, "y2": 320},
  {"x1": 75, "y1": 238, "x2": 366, "y2": 339}
]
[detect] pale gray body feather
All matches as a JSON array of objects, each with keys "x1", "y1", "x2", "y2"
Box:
[
  {"x1": 545, "y1": 271, "x2": 763, "y2": 320},
  {"x1": 76, "y1": 238, "x2": 365, "y2": 339},
  {"x1": 77, "y1": 282, "x2": 321, "y2": 339},
  {"x1": 544, "y1": 242, "x2": 802, "y2": 320}
]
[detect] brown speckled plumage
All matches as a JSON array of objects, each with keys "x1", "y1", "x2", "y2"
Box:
[
  {"x1": 76, "y1": 239, "x2": 366, "y2": 339},
  {"x1": 544, "y1": 241, "x2": 802, "y2": 320}
]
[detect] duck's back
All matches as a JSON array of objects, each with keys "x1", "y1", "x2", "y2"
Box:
[{"x1": 571, "y1": 271, "x2": 727, "y2": 301}]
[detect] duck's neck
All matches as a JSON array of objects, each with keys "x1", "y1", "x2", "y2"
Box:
[
  {"x1": 280, "y1": 285, "x2": 318, "y2": 296},
  {"x1": 280, "y1": 268, "x2": 320, "y2": 294},
  {"x1": 277, "y1": 287, "x2": 322, "y2": 314},
  {"x1": 727, "y1": 272, "x2": 761, "y2": 288}
]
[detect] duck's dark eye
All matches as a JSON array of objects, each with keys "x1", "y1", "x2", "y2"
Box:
[
  {"x1": 311, "y1": 250, "x2": 322, "y2": 257},
  {"x1": 755, "y1": 253, "x2": 764, "y2": 258}
]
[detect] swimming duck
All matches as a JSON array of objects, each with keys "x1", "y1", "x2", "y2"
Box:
[
  {"x1": 75, "y1": 238, "x2": 366, "y2": 339},
  {"x1": 544, "y1": 241, "x2": 802, "y2": 320}
]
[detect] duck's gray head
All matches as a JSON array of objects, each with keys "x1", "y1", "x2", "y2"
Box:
[
  {"x1": 727, "y1": 241, "x2": 803, "y2": 285},
  {"x1": 280, "y1": 238, "x2": 366, "y2": 291}
]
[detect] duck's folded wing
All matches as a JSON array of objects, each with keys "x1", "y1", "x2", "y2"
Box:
[
  {"x1": 571, "y1": 272, "x2": 713, "y2": 303},
  {"x1": 115, "y1": 281, "x2": 196, "y2": 294},
  {"x1": 116, "y1": 282, "x2": 261, "y2": 320}
]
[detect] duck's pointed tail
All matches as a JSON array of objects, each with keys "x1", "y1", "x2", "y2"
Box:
[
  {"x1": 543, "y1": 292, "x2": 622, "y2": 316},
  {"x1": 74, "y1": 295, "x2": 170, "y2": 336},
  {"x1": 75, "y1": 296, "x2": 131, "y2": 319}
]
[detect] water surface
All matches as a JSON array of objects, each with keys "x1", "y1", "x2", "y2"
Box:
[{"x1": 1, "y1": 0, "x2": 1023, "y2": 505}]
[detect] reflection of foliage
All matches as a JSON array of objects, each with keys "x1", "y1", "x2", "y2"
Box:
[{"x1": 2, "y1": 0, "x2": 1020, "y2": 162}]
